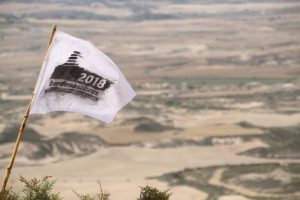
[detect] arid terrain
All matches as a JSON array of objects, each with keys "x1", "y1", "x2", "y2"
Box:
[{"x1": 0, "y1": 0, "x2": 300, "y2": 199}]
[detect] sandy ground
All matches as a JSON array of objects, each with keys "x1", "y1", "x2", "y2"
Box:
[
  {"x1": 218, "y1": 195, "x2": 252, "y2": 200},
  {"x1": 27, "y1": 111, "x2": 300, "y2": 145},
  {"x1": 170, "y1": 186, "x2": 208, "y2": 200},
  {"x1": 1, "y1": 140, "x2": 294, "y2": 200}
]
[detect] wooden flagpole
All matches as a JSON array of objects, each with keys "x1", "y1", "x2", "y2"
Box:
[{"x1": 0, "y1": 24, "x2": 57, "y2": 197}]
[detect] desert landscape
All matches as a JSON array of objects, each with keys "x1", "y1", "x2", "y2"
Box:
[{"x1": 0, "y1": 0, "x2": 300, "y2": 199}]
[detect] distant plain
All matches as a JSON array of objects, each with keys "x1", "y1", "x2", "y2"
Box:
[{"x1": 0, "y1": 0, "x2": 300, "y2": 199}]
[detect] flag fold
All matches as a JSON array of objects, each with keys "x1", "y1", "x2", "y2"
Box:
[{"x1": 30, "y1": 31, "x2": 136, "y2": 123}]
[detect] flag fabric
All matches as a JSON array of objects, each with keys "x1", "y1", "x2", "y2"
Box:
[{"x1": 30, "y1": 31, "x2": 136, "y2": 123}]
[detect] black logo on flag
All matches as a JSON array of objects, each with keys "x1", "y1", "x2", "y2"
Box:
[{"x1": 45, "y1": 51, "x2": 114, "y2": 101}]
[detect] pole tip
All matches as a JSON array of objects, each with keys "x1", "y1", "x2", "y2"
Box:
[
  {"x1": 47, "y1": 24, "x2": 57, "y2": 48},
  {"x1": 52, "y1": 24, "x2": 57, "y2": 31}
]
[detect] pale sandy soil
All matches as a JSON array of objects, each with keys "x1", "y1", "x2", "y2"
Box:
[
  {"x1": 218, "y1": 195, "x2": 252, "y2": 200},
  {"x1": 2, "y1": 141, "x2": 282, "y2": 200},
  {"x1": 28, "y1": 110, "x2": 300, "y2": 145},
  {"x1": 170, "y1": 186, "x2": 208, "y2": 200},
  {"x1": 29, "y1": 113, "x2": 103, "y2": 138},
  {"x1": 0, "y1": 93, "x2": 31, "y2": 101}
]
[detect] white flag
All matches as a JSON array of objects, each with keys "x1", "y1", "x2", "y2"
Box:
[{"x1": 30, "y1": 31, "x2": 136, "y2": 123}]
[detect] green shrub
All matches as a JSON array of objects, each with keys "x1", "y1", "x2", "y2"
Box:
[
  {"x1": 20, "y1": 176, "x2": 62, "y2": 200},
  {"x1": 2, "y1": 176, "x2": 62, "y2": 200},
  {"x1": 1, "y1": 187, "x2": 19, "y2": 200},
  {"x1": 137, "y1": 186, "x2": 171, "y2": 200},
  {"x1": 134, "y1": 119, "x2": 175, "y2": 133},
  {"x1": 2, "y1": 177, "x2": 172, "y2": 200}
]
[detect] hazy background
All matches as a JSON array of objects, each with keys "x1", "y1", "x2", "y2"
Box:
[{"x1": 0, "y1": 0, "x2": 300, "y2": 199}]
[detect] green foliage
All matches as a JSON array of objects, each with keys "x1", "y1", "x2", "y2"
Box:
[
  {"x1": 137, "y1": 186, "x2": 171, "y2": 200},
  {"x1": 242, "y1": 126, "x2": 300, "y2": 159},
  {"x1": 2, "y1": 177, "x2": 173, "y2": 200},
  {"x1": 158, "y1": 167, "x2": 227, "y2": 200},
  {"x1": 1, "y1": 187, "x2": 19, "y2": 200},
  {"x1": 73, "y1": 182, "x2": 110, "y2": 200},
  {"x1": 283, "y1": 163, "x2": 300, "y2": 174},
  {"x1": 19, "y1": 176, "x2": 62, "y2": 200},
  {"x1": 164, "y1": 99, "x2": 182, "y2": 108},
  {"x1": 134, "y1": 119, "x2": 174, "y2": 133},
  {"x1": 222, "y1": 163, "x2": 280, "y2": 181}
]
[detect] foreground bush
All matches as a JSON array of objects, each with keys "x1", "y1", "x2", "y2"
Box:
[
  {"x1": 19, "y1": 176, "x2": 62, "y2": 200},
  {"x1": 2, "y1": 177, "x2": 171, "y2": 200},
  {"x1": 1, "y1": 187, "x2": 19, "y2": 200},
  {"x1": 1, "y1": 176, "x2": 62, "y2": 200},
  {"x1": 137, "y1": 186, "x2": 171, "y2": 200}
]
